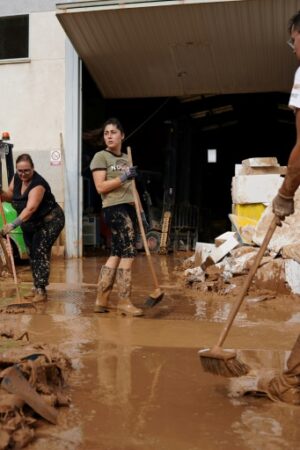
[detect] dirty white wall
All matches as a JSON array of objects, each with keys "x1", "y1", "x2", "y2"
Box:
[{"x1": 0, "y1": 10, "x2": 66, "y2": 204}]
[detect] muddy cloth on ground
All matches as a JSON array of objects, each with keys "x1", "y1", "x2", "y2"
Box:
[{"x1": 0, "y1": 336, "x2": 71, "y2": 449}]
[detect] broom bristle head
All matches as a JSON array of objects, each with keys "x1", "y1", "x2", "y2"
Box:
[
  {"x1": 199, "y1": 348, "x2": 249, "y2": 377},
  {"x1": 145, "y1": 289, "x2": 164, "y2": 308}
]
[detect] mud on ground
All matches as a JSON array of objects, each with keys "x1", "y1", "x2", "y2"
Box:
[{"x1": 0, "y1": 254, "x2": 299, "y2": 449}]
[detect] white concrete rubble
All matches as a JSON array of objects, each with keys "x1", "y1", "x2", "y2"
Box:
[
  {"x1": 215, "y1": 231, "x2": 238, "y2": 247},
  {"x1": 232, "y1": 174, "x2": 283, "y2": 204},
  {"x1": 194, "y1": 242, "x2": 215, "y2": 267},
  {"x1": 201, "y1": 234, "x2": 240, "y2": 269}
]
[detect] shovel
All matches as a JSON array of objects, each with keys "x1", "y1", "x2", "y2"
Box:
[{"x1": 1, "y1": 365, "x2": 58, "y2": 424}]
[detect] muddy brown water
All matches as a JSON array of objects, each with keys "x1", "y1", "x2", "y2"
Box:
[{"x1": 1, "y1": 254, "x2": 300, "y2": 449}]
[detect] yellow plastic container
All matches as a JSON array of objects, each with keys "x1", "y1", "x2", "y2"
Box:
[{"x1": 233, "y1": 203, "x2": 266, "y2": 221}]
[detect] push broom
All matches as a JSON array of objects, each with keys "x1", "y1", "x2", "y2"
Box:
[
  {"x1": 127, "y1": 146, "x2": 164, "y2": 307},
  {"x1": 199, "y1": 215, "x2": 279, "y2": 377}
]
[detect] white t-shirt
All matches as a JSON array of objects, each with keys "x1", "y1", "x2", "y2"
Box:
[{"x1": 289, "y1": 66, "x2": 300, "y2": 110}]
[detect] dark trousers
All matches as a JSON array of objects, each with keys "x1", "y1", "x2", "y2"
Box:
[
  {"x1": 22, "y1": 206, "x2": 65, "y2": 289},
  {"x1": 103, "y1": 203, "x2": 137, "y2": 258}
]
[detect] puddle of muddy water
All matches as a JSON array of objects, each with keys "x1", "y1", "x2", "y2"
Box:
[
  {"x1": 2, "y1": 254, "x2": 300, "y2": 450},
  {"x1": 19, "y1": 308, "x2": 300, "y2": 450},
  {"x1": 25, "y1": 343, "x2": 300, "y2": 450}
]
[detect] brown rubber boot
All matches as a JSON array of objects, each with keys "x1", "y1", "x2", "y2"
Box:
[
  {"x1": 115, "y1": 268, "x2": 143, "y2": 317},
  {"x1": 286, "y1": 333, "x2": 300, "y2": 375},
  {"x1": 94, "y1": 266, "x2": 117, "y2": 313},
  {"x1": 32, "y1": 288, "x2": 47, "y2": 303}
]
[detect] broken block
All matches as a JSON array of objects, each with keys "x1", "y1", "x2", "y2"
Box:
[
  {"x1": 285, "y1": 259, "x2": 300, "y2": 295},
  {"x1": 201, "y1": 235, "x2": 240, "y2": 270},
  {"x1": 235, "y1": 164, "x2": 287, "y2": 176},
  {"x1": 242, "y1": 157, "x2": 279, "y2": 167},
  {"x1": 215, "y1": 231, "x2": 237, "y2": 247},
  {"x1": 232, "y1": 174, "x2": 283, "y2": 204},
  {"x1": 194, "y1": 242, "x2": 215, "y2": 267}
]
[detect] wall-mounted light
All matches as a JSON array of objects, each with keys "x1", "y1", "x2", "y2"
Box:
[{"x1": 207, "y1": 148, "x2": 217, "y2": 163}]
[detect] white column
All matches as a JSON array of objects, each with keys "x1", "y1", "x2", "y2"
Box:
[{"x1": 64, "y1": 37, "x2": 82, "y2": 257}]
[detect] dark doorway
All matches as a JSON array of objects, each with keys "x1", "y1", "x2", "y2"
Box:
[{"x1": 82, "y1": 63, "x2": 295, "y2": 253}]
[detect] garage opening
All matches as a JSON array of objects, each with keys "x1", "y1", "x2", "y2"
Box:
[{"x1": 81, "y1": 63, "x2": 295, "y2": 256}]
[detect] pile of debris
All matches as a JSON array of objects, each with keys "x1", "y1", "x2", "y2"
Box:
[
  {"x1": 183, "y1": 157, "x2": 300, "y2": 297},
  {"x1": 0, "y1": 328, "x2": 71, "y2": 449}
]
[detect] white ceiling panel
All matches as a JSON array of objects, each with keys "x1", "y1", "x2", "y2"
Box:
[{"x1": 56, "y1": 0, "x2": 300, "y2": 98}]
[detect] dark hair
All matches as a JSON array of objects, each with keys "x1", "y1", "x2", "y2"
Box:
[
  {"x1": 288, "y1": 11, "x2": 300, "y2": 33},
  {"x1": 102, "y1": 118, "x2": 124, "y2": 135},
  {"x1": 16, "y1": 153, "x2": 34, "y2": 167},
  {"x1": 83, "y1": 117, "x2": 124, "y2": 147}
]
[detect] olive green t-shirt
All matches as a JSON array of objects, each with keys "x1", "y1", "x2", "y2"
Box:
[{"x1": 90, "y1": 149, "x2": 134, "y2": 208}]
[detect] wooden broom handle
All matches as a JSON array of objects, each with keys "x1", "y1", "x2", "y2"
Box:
[
  {"x1": 127, "y1": 146, "x2": 160, "y2": 289},
  {"x1": 216, "y1": 215, "x2": 278, "y2": 347}
]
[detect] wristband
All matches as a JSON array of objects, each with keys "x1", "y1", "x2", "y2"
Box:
[
  {"x1": 278, "y1": 192, "x2": 294, "y2": 200},
  {"x1": 11, "y1": 217, "x2": 23, "y2": 229}
]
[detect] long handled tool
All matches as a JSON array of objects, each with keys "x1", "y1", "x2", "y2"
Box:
[
  {"x1": 127, "y1": 146, "x2": 164, "y2": 307},
  {"x1": 0, "y1": 198, "x2": 34, "y2": 310},
  {"x1": 199, "y1": 215, "x2": 279, "y2": 377}
]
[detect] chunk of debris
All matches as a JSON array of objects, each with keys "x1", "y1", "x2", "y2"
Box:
[
  {"x1": 231, "y1": 174, "x2": 283, "y2": 204},
  {"x1": 219, "y1": 251, "x2": 273, "y2": 276},
  {"x1": 253, "y1": 259, "x2": 288, "y2": 294},
  {"x1": 201, "y1": 234, "x2": 240, "y2": 270},
  {"x1": 184, "y1": 266, "x2": 205, "y2": 284},
  {"x1": 214, "y1": 231, "x2": 238, "y2": 247},
  {"x1": 194, "y1": 242, "x2": 215, "y2": 267},
  {"x1": 0, "y1": 333, "x2": 72, "y2": 449},
  {"x1": 241, "y1": 157, "x2": 280, "y2": 167},
  {"x1": 281, "y1": 243, "x2": 300, "y2": 264},
  {"x1": 285, "y1": 259, "x2": 300, "y2": 295}
]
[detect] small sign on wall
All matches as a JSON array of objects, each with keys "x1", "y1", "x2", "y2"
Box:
[{"x1": 50, "y1": 149, "x2": 61, "y2": 166}]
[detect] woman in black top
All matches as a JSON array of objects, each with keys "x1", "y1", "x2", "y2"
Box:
[{"x1": 1, "y1": 154, "x2": 65, "y2": 302}]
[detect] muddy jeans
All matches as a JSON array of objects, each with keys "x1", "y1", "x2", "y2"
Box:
[
  {"x1": 22, "y1": 206, "x2": 65, "y2": 289},
  {"x1": 103, "y1": 204, "x2": 138, "y2": 258}
]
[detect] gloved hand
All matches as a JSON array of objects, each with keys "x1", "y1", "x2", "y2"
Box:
[
  {"x1": 272, "y1": 192, "x2": 294, "y2": 219},
  {"x1": 120, "y1": 166, "x2": 138, "y2": 183},
  {"x1": 0, "y1": 223, "x2": 14, "y2": 237},
  {"x1": 141, "y1": 211, "x2": 150, "y2": 232}
]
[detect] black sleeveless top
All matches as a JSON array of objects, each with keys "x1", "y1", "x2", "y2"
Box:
[{"x1": 12, "y1": 171, "x2": 57, "y2": 226}]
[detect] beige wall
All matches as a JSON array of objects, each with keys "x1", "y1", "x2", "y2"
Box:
[{"x1": 0, "y1": 11, "x2": 65, "y2": 204}]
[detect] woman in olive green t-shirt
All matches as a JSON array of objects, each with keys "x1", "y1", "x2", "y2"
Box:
[{"x1": 90, "y1": 118, "x2": 147, "y2": 317}]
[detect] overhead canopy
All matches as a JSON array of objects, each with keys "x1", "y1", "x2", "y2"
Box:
[{"x1": 56, "y1": 0, "x2": 299, "y2": 99}]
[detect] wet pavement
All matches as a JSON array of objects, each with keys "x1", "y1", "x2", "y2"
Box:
[{"x1": 1, "y1": 253, "x2": 300, "y2": 449}]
